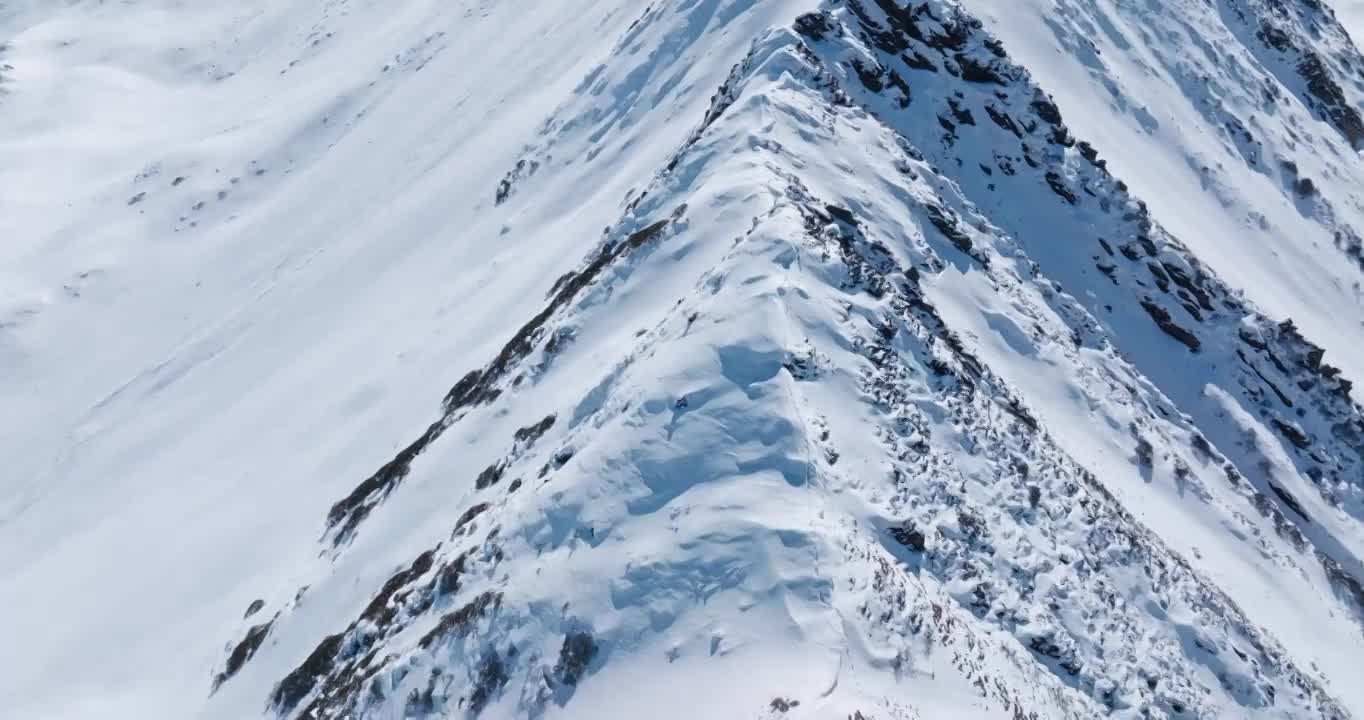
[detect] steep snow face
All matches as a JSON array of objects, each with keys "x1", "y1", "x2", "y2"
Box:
[
  {"x1": 3, "y1": 1, "x2": 1364, "y2": 719},
  {"x1": 1337, "y1": 0, "x2": 1364, "y2": 39},
  {"x1": 960, "y1": 0, "x2": 1364, "y2": 389},
  {"x1": 0, "y1": 0, "x2": 815, "y2": 716}
]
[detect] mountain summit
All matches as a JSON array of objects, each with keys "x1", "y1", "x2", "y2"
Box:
[{"x1": 3, "y1": 1, "x2": 1364, "y2": 718}]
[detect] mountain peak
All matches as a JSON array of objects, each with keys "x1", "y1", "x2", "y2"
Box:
[{"x1": 3, "y1": 1, "x2": 1363, "y2": 718}]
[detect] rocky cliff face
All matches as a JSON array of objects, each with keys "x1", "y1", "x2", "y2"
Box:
[{"x1": 2, "y1": 1, "x2": 1363, "y2": 719}]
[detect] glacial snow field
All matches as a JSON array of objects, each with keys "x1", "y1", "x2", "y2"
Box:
[{"x1": 2, "y1": 0, "x2": 1364, "y2": 718}]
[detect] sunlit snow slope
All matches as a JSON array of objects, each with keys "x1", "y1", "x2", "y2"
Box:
[
  {"x1": 3, "y1": 1, "x2": 1364, "y2": 719},
  {"x1": 1338, "y1": 1, "x2": 1364, "y2": 40}
]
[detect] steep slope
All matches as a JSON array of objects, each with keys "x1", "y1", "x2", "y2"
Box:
[
  {"x1": 960, "y1": 0, "x2": 1364, "y2": 387},
  {"x1": 2, "y1": 1, "x2": 1363, "y2": 719},
  {"x1": 1343, "y1": 2, "x2": 1364, "y2": 38}
]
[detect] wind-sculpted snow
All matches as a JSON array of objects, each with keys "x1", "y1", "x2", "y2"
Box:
[
  {"x1": 321, "y1": 216, "x2": 675, "y2": 549},
  {"x1": 3, "y1": 1, "x2": 1364, "y2": 719},
  {"x1": 233, "y1": 10, "x2": 1361, "y2": 717}
]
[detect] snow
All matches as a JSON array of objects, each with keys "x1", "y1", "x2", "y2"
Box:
[
  {"x1": 1338, "y1": 0, "x2": 1364, "y2": 40},
  {"x1": 959, "y1": 0, "x2": 1364, "y2": 390},
  {"x1": 0, "y1": 1, "x2": 830, "y2": 716},
  {"x1": 3, "y1": 1, "x2": 1363, "y2": 718}
]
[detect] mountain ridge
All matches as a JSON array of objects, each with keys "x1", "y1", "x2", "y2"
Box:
[{"x1": 2, "y1": 1, "x2": 1364, "y2": 718}]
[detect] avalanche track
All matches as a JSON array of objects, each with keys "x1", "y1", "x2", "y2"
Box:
[{"x1": 3, "y1": 1, "x2": 1364, "y2": 719}]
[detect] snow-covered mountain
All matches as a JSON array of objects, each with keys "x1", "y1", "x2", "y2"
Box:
[{"x1": 3, "y1": 1, "x2": 1364, "y2": 718}]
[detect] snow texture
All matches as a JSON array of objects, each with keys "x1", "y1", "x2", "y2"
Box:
[{"x1": 2, "y1": 1, "x2": 1363, "y2": 718}]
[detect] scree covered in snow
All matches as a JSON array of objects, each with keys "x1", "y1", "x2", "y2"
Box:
[{"x1": 3, "y1": 0, "x2": 1364, "y2": 718}]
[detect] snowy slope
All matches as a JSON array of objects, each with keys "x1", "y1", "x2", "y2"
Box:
[
  {"x1": 2, "y1": 1, "x2": 1363, "y2": 719},
  {"x1": 1338, "y1": 0, "x2": 1364, "y2": 40}
]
